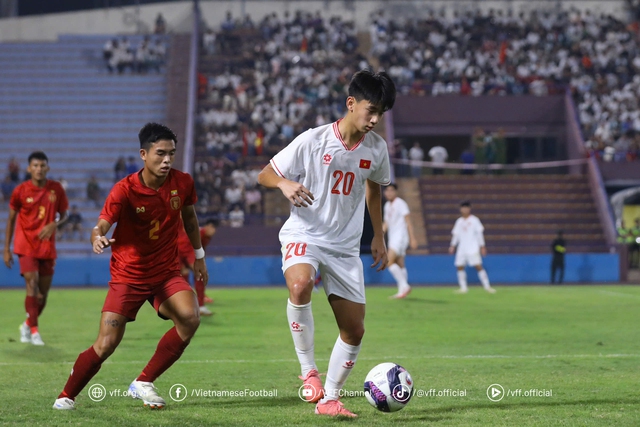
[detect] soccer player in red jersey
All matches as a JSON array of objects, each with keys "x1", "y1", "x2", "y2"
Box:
[
  {"x1": 53, "y1": 123, "x2": 208, "y2": 410},
  {"x1": 4, "y1": 151, "x2": 69, "y2": 346},
  {"x1": 177, "y1": 218, "x2": 217, "y2": 316}
]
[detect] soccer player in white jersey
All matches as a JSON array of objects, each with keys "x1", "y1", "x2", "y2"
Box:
[
  {"x1": 449, "y1": 200, "x2": 495, "y2": 294},
  {"x1": 258, "y1": 70, "x2": 396, "y2": 418},
  {"x1": 383, "y1": 184, "x2": 417, "y2": 298}
]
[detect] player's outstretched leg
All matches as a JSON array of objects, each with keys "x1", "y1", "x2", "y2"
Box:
[
  {"x1": 20, "y1": 271, "x2": 44, "y2": 345},
  {"x1": 316, "y1": 295, "x2": 363, "y2": 418},
  {"x1": 53, "y1": 312, "x2": 127, "y2": 410},
  {"x1": 132, "y1": 290, "x2": 199, "y2": 409},
  {"x1": 476, "y1": 265, "x2": 495, "y2": 293},
  {"x1": 456, "y1": 267, "x2": 468, "y2": 294},
  {"x1": 195, "y1": 279, "x2": 212, "y2": 316},
  {"x1": 387, "y1": 252, "x2": 410, "y2": 299},
  {"x1": 285, "y1": 263, "x2": 322, "y2": 403}
]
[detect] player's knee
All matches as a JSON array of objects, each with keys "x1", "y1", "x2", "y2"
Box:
[
  {"x1": 94, "y1": 336, "x2": 121, "y2": 359},
  {"x1": 342, "y1": 325, "x2": 365, "y2": 346},
  {"x1": 289, "y1": 277, "x2": 314, "y2": 300},
  {"x1": 178, "y1": 312, "x2": 200, "y2": 336}
]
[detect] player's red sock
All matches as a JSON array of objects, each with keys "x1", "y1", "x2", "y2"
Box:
[
  {"x1": 25, "y1": 296, "x2": 39, "y2": 332},
  {"x1": 195, "y1": 279, "x2": 205, "y2": 307},
  {"x1": 59, "y1": 346, "x2": 104, "y2": 400},
  {"x1": 38, "y1": 299, "x2": 46, "y2": 316},
  {"x1": 137, "y1": 327, "x2": 189, "y2": 383}
]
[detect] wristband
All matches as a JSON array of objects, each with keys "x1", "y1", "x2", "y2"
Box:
[{"x1": 195, "y1": 247, "x2": 205, "y2": 259}]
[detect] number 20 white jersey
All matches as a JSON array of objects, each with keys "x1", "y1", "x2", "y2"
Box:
[{"x1": 270, "y1": 120, "x2": 391, "y2": 256}]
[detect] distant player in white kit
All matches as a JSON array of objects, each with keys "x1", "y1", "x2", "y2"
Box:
[
  {"x1": 449, "y1": 200, "x2": 495, "y2": 293},
  {"x1": 383, "y1": 184, "x2": 417, "y2": 298},
  {"x1": 258, "y1": 70, "x2": 396, "y2": 418}
]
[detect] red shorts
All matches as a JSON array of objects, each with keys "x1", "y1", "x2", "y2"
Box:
[
  {"x1": 18, "y1": 256, "x2": 55, "y2": 276},
  {"x1": 102, "y1": 275, "x2": 193, "y2": 321}
]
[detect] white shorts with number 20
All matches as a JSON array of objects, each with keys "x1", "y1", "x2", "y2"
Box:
[{"x1": 281, "y1": 242, "x2": 365, "y2": 304}]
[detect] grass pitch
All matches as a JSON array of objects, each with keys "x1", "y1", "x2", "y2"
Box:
[{"x1": 1, "y1": 285, "x2": 639, "y2": 426}]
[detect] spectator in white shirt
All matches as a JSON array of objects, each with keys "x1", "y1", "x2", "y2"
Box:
[
  {"x1": 409, "y1": 142, "x2": 424, "y2": 177},
  {"x1": 428, "y1": 145, "x2": 448, "y2": 175}
]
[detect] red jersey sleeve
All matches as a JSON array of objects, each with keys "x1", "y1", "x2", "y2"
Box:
[
  {"x1": 185, "y1": 177, "x2": 197, "y2": 206},
  {"x1": 200, "y1": 227, "x2": 212, "y2": 248},
  {"x1": 56, "y1": 183, "x2": 69, "y2": 214},
  {"x1": 9, "y1": 185, "x2": 22, "y2": 212},
  {"x1": 100, "y1": 181, "x2": 128, "y2": 225}
]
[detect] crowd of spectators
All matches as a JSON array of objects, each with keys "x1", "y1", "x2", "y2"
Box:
[
  {"x1": 369, "y1": 7, "x2": 640, "y2": 162},
  {"x1": 195, "y1": 10, "x2": 365, "y2": 222},
  {"x1": 102, "y1": 36, "x2": 166, "y2": 74}
]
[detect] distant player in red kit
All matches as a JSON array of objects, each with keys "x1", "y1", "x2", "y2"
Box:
[
  {"x1": 4, "y1": 151, "x2": 69, "y2": 346},
  {"x1": 177, "y1": 218, "x2": 217, "y2": 316},
  {"x1": 53, "y1": 123, "x2": 208, "y2": 410}
]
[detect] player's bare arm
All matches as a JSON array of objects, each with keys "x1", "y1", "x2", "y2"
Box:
[
  {"x1": 181, "y1": 204, "x2": 209, "y2": 285},
  {"x1": 366, "y1": 179, "x2": 387, "y2": 271},
  {"x1": 481, "y1": 246, "x2": 487, "y2": 257},
  {"x1": 91, "y1": 219, "x2": 115, "y2": 254},
  {"x1": 258, "y1": 163, "x2": 314, "y2": 207},
  {"x1": 3, "y1": 208, "x2": 18, "y2": 268},
  {"x1": 405, "y1": 214, "x2": 418, "y2": 250},
  {"x1": 38, "y1": 210, "x2": 69, "y2": 241}
]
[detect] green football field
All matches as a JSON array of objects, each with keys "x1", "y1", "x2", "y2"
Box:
[{"x1": 1, "y1": 285, "x2": 639, "y2": 426}]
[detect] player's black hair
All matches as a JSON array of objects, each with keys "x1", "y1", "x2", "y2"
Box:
[
  {"x1": 348, "y1": 70, "x2": 396, "y2": 112},
  {"x1": 205, "y1": 218, "x2": 219, "y2": 227},
  {"x1": 386, "y1": 183, "x2": 398, "y2": 190},
  {"x1": 557, "y1": 229, "x2": 564, "y2": 235},
  {"x1": 138, "y1": 122, "x2": 178, "y2": 150},
  {"x1": 28, "y1": 151, "x2": 48, "y2": 164},
  {"x1": 460, "y1": 200, "x2": 471, "y2": 207}
]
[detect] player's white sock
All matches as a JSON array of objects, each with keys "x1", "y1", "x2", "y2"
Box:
[
  {"x1": 321, "y1": 336, "x2": 361, "y2": 402},
  {"x1": 478, "y1": 269, "x2": 491, "y2": 289},
  {"x1": 286, "y1": 299, "x2": 316, "y2": 377},
  {"x1": 388, "y1": 263, "x2": 409, "y2": 292},
  {"x1": 457, "y1": 270, "x2": 468, "y2": 291},
  {"x1": 401, "y1": 267, "x2": 409, "y2": 286}
]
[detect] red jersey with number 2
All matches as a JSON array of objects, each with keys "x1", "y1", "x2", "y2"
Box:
[
  {"x1": 99, "y1": 169, "x2": 197, "y2": 284},
  {"x1": 9, "y1": 180, "x2": 68, "y2": 259}
]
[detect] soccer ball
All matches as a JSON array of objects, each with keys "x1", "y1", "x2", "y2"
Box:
[{"x1": 363, "y1": 362, "x2": 413, "y2": 412}]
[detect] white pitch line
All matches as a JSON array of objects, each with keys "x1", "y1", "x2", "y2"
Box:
[
  {"x1": 1, "y1": 353, "x2": 639, "y2": 367},
  {"x1": 598, "y1": 290, "x2": 640, "y2": 299}
]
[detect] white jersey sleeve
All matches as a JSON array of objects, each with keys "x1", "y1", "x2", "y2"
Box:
[
  {"x1": 270, "y1": 132, "x2": 310, "y2": 180},
  {"x1": 367, "y1": 140, "x2": 391, "y2": 185},
  {"x1": 450, "y1": 218, "x2": 461, "y2": 247},
  {"x1": 474, "y1": 216, "x2": 485, "y2": 247},
  {"x1": 397, "y1": 198, "x2": 410, "y2": 217}
]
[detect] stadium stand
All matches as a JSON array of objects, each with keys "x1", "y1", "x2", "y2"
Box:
[
  {"x1": 195, "y1": 11, "x2": 367, "y2": 222},
  {"x1": 0, "y1": 34, "x2": 167, "y2": 254},
  {"x1": 370, "y1": 8, "x2": 640, "y2": 163},
  {"x1": 420, "y1": 174, "x2": 608, "y2": 254}
]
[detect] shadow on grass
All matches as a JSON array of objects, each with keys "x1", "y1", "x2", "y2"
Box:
[
  {"x1": 176, "y1": 396, "x2": 303, "y2": 409},
  {"x1": 425, "y1": 397, "x2": 640, "y2": 414},
  {"x1": 400, "y1": 297, "x2": 449, "y2": 305},
  {"x1": 2, "y1": 342, "x2": 68, "y2": 363}
]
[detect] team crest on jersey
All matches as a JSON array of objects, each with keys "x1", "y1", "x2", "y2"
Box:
[
  {"x1": 170, "y1": 196, "x2": 181, "y2": 210},
  {"x1": 359, "y1": 159, "x2": 372, "y2": 169},
  {"x1": 26, "y1": 197, "x2": 34, "y2": 203},
  {"x1": 323, "y1": 153, "x2": 332, "y2": 165},
  {"x1": 136, "y1": 206, "x2": 146, "y2": 214},
  {"x1": 49, "y1": 190, "x2": 57, "y2": 203}
]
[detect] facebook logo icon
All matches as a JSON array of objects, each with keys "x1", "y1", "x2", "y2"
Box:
[{"x1": 170, "y1": 384, "x2": 188, "y2": 402}]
